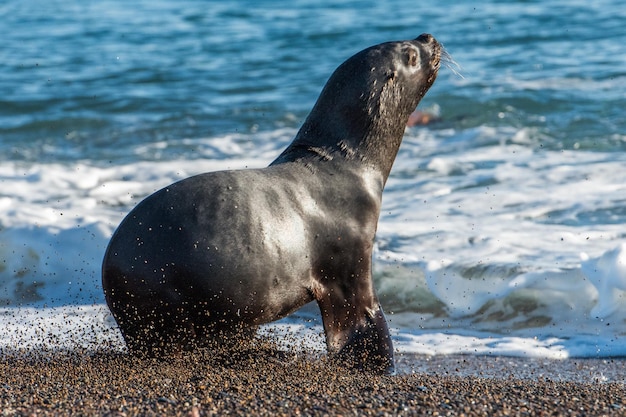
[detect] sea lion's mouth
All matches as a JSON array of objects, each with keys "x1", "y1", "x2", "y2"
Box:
[{"x1": 432, "y1": 45, "x2": 442, "y2": 71}]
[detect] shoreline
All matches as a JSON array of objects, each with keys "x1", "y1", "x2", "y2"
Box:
[
  {"x1": 396, "y1": 353, "x2": 626, "y2": 384},
  {"x1": 2, "y1": 347, "x2": 624, "y2": 416}
]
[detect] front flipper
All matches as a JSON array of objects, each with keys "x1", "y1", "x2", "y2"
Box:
[
  {"x1": 316, "y1": 292, "x2": 395, "y2": 374},
  {"x1": 337, "y1": 305, "x2": 395, "y2": 374}
]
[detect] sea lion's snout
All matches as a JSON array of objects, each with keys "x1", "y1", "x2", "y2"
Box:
[
  {"x1": 415, "y1": 33, "x2": 436, "y2": 44},
  {"x1": 414, "y1": 33, "x2": 464, "y2": 79},
  {"x1": 414, "y1": 33, "x2": 441, "y2": 69}
]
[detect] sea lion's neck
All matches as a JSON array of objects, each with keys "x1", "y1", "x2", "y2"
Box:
[{"x1": 271, "y1": 97, "x2": 410, "y2": 185}]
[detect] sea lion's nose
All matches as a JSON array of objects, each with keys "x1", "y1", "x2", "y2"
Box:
[{"x1": 415, "y1": 33, "x2": 435, "y2": 44}]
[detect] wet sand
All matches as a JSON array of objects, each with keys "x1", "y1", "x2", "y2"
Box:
[{"x1": 2, "y1": 343, "x2": 624, "y2": 416}]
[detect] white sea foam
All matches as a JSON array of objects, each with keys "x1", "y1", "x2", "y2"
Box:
[
  {"x1": 1, "y1": 127, "x2": 625, "y2": 359},
  {"x1": 581, "y1": 243, "x2": 626, "y2": 319}
]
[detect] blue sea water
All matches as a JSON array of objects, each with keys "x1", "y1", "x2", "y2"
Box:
[{"x1": 1, "y1": 0, "x2": 626, "y2": 361}]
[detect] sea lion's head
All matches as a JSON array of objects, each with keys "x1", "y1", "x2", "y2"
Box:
[{"x1": 282, "y1": 34, "x2": 441, "y2": 178}]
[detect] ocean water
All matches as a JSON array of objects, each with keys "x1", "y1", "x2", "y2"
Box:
[{"x1": 1, "y1": 0, "x2": 626, "y2": 364}]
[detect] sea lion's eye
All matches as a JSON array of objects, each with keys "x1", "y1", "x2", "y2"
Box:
[{"x1": 408, "y1": 49, "x2": 419, "y2": 67}]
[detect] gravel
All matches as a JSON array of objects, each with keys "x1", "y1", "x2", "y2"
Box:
[{"x1": 1, "y1": 342, "x2": 624, "y2": 416}]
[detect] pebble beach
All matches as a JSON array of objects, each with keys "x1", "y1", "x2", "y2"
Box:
[{"x1": 2, "y1": 345, "x2": 624, "y2": 416}]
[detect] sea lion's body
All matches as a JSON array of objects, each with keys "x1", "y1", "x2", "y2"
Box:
[{"x1": 103, "y1": 34, "x2": 441, "y2": 373}]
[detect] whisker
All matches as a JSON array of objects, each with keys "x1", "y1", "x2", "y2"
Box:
[{"x1": 441, "y1": 46, "x2": 464, "y2": 79}]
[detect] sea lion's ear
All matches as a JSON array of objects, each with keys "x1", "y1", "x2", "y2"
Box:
[{"x1": 407, "y1": 48, "x2": 419, "y2": 67}]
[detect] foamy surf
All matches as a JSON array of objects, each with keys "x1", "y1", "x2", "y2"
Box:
[{"x1": 1, "y1": 128, "x2": 625, "y2": 359}]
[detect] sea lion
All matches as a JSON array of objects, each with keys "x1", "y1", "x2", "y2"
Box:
[{"x1": 102, "y1": 33, "x2": 441, "y2": 374}]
